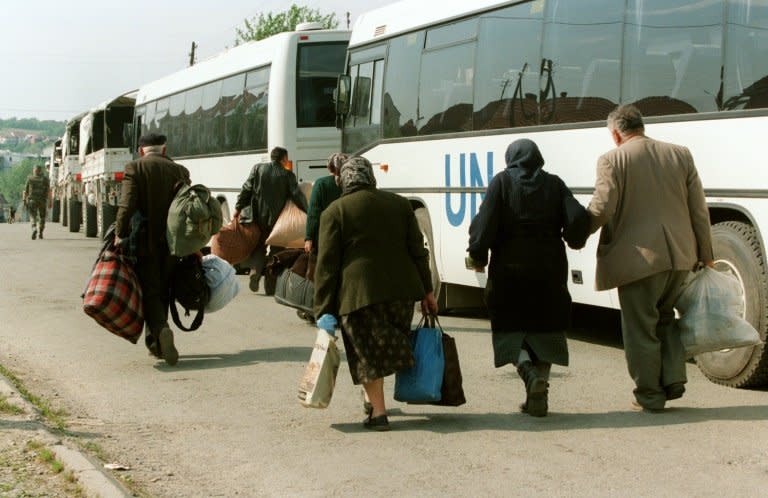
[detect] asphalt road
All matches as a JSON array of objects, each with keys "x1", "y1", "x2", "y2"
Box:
[{"x1": 1, "y1": 222, "x2": 766, "y2": 497}]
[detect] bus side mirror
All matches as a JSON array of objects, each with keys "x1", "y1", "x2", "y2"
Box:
[{"x1": 335, "y1": 75, "x2": 351, "y2": 116}]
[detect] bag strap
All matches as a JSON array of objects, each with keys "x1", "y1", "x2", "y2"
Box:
[
  {"x1": 425, "y1": 314, "x2": 443, "y2": 332},
  {"x1": 169, "y1": 300, "x2": 204, "y2": 332}
]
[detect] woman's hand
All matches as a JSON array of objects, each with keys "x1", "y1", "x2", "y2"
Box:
[
  {"x1": 304, "y1": 240, "x2": 313, "y2": 253},
  {"x1": 421, "y1": 291, "x2": 438, "y2": 316}
]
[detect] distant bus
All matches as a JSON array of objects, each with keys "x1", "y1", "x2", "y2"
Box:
[
  {"x1": 336, "y1": 0, "x2": 768, "y2": 387},
  {"x1": 133, "y1": 24, "x2": 350, "y2": 219},
  {"x1": 79, "y1": 91, "x2": 136, "y2": 239},
  {"x1": 47, "y1": 138, "x2": 62, "y2": 223}
]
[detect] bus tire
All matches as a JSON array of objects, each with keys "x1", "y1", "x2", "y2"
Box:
[
  {"x1": 414, "y1": 207, "x2": 442, "y2": 310},
  {"x1": 61, "y1": 196, "x2": 68, "y2": 227},
  {"x1": 51, "y1": 197, "x2": 60, "y2": 223},
  {"x1": 695, "y1": 221, "x2": 768, "y2": 387},
  {"x1": 68, "y1": 199, "x2": 81, "y2": 233},
  {"x1": 101, "y1": 203, "x2": 117, "y2": 239},
  {"x1": 85, "y1": 202, "x2": 97, "y2": 237}
]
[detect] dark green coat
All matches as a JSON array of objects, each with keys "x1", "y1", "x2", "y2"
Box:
[
  {"x1": 304, "y1": 175, "x2": 341, "y2": 245},
  {"x1": 314, "y1": 188, "x2": 433, "y2": 318}
]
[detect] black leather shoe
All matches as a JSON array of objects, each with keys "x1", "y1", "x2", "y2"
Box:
[
  {"x1": 363, "y1": 414, "x2": 390, "y2": 431},
  {"x1": 31, "y1": 230, "x2": 37, "y2": 240}
]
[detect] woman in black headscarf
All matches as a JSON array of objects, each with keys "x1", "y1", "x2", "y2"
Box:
[{"x1": 467, "y1": 139, "x2": 588, "y2": 417}]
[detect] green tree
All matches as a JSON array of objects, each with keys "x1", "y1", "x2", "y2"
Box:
[
  {"x1": 0, "y1": 158, "x2": 38, "y2": 207},
  {"x1": 235, "y1": 4, "x2": 338, "y2": 44}
]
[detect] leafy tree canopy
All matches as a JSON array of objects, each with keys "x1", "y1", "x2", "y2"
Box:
[
  {"x1": 0, "y1": 117, "x2": 64, "y2": 137},
  {"x1": 235, "y1": 4, "x2": 339, "y2": 44},
  {"x1": 0, "y1": 158, "x2": 41, "y2": 207}
]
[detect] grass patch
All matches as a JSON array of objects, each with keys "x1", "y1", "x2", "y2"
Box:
[
  {"x1": 0, "y1": 363, "x2": 68, "y2": 430},
  {"x1": 0, "y1": 393, "x2": 24, "y2": 415},
  {"x1": 27, "y1": 441, "x2": 64, "y2": 474}
]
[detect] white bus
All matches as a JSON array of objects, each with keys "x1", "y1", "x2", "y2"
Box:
[
  {"x1": 337, "y1": 0, "x2": 768, "y2": 387},
  {"x1": 133, "y1": 24, "x2": 350, "y2": 219},
  {"x1": 79, "y1": 91, "x2": 136, "y2": 239}
]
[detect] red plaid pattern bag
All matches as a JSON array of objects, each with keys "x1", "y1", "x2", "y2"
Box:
[{"x1": 83, "y1": 244, "x2": 144, "y2": 343}]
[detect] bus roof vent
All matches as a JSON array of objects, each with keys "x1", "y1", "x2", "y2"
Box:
[
  {"x1": 296, "y1": 22, "x2": 324, "y2": 32},
  {"x1": 374, "y1": 25, "x2": 387, "y2": 37}
]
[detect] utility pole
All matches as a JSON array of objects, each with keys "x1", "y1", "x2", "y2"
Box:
[
  {"x1": 346, "y1": 12, "x2": 350, "y2": 30},
  {"x1": 188, "y1": 41, "x2": 197, "y2": 67}
]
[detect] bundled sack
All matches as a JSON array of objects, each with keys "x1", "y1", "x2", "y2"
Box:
[
  {"x1": 273, "y1": 252, "x2": 314, "y2": 314},
  {"x1": 394, "y1": 317, "x2": 445, "y2": 403},
  {"x1": 211, "y1": 217, "x2": 261, "y2": 265},
  {"x1": 265, "y1": 200, "x2": 306, "y2": 248},
  {"x1": 167, "y1": 183, "x2": 223, "y2": 257},
  {"x1": 82, "y1": 230, "x2": 144, "y2": 343},
  {"x1": 202, "y1": 254, "x2": 240, "y2": 313},
  {"x1": 675, "y1": 268, "x2": 762, "y2": 357},
  {"x1": 298, "y1": 325, "x2": 341, "y2": 408},
  {"x1": 169, "y1": 254, "x2": 210, "y2": 332}
]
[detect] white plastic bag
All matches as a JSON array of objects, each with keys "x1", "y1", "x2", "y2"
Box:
[
  {"x1": 675, "y1": 268, "x2": 762, "y2": 357},
  {"x1": 202, "y1": 254, "x2": 240, "y2": 313},
  {"x1": 298, "y1": 328, "x2": 340, "y2": 408}
]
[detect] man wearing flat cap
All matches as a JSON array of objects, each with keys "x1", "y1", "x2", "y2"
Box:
[{"x1": 115, "y1": 133, "x2": 190, "y2": 366}]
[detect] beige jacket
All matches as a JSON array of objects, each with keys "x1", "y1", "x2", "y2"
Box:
[{"x1": 588, "y1": 135, "x2": 713, "y2": 290}]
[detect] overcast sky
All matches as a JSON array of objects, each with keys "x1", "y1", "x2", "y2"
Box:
[{"x1": 0, "y1": 0, "x2": 396, "y2": 122}]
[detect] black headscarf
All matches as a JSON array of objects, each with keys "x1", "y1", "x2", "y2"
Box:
[{"x1": 505, "y1": 139, "x2": 544, "y2": 170}]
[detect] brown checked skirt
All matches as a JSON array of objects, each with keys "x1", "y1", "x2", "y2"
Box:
[{"x1": 340, "y1": 300, "x2": 416, "y2": 385}]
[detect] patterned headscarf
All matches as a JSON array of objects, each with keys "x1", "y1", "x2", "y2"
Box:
[
  {"x1": 338, "y1": 156, "x2": 376, "y2": 195},
  {"x1": 327, "y1": 152, "x2": 349, "y2": 175}
]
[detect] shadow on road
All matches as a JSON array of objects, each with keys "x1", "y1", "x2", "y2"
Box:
[
  {"x1": 152, "y1": 346, "x2": 313, "y2": 371},
  {"x1": 331, "y1": 404, "x2": 768, "y2": 434}
]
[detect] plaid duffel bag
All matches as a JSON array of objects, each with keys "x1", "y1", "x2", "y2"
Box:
[{"x1": 83, "y1": 240, "x2": 144, "y2": 343}]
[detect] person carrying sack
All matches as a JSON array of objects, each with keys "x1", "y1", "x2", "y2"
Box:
[
  {"x1": 234, "y1": 146, "x2": 307, "y2": 295},
  {"x1": 115, "y1": 132, "x2": 191, "y2": 366}
]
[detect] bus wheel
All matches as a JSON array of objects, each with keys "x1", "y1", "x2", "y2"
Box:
[
  {"x1": 414, "y1": 207, "x2": 442, "y2": 310},
  {"x1": 68, "y1": 198, "x2": 81, "y2": 233},
  {"x1": 85, "y1": 202, "x2": 97, "y2": 237},
  {"x1": 695, "y1": 221, "x2": 768, "y2": 387},
  {"x1": 61, "y1": 196, "x2": 68, "y2": 227}
]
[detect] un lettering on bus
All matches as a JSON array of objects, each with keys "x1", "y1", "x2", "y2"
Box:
[{"x1": 445, "y1": 152, "x2": 494, "y2": 227}]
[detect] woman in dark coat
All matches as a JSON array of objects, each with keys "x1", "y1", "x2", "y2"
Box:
[
  {"x1": 467, "y1": 139, "x2": 588, "y2": 417},
  {"x1": 303, "y1": 152, "x2": 347, "y2": 254},
  {"x1": 314, "y1": 156, "x2": 438, "y2": 431}
]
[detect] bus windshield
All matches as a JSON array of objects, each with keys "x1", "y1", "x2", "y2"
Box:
[{"x1": 297, "y1": 42, "x2": 347, "y2": 127}]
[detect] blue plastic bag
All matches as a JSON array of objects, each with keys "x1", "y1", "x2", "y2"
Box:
[{"x1": 394, "y1": 323, "x2": 445, "y2": 403}]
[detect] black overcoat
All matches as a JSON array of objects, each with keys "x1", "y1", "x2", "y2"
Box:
[{"x1": 468, "y1": 165, "x2": 588, "y2": 333}]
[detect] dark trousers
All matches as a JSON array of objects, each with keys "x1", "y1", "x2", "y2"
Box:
[
  {"x1": 617, "y1": 270, "x2": 689, "y2": 409},
  {"x1": 136, "y1": 253, "x2": 178, "y2": 348},
  {"x1": 28, "y1": 201, "x2": 46, "y2": 233}
]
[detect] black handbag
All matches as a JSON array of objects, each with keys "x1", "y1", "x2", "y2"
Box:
[{"x1": 169, "y1": 255, "x2": 210, "y2": 332}]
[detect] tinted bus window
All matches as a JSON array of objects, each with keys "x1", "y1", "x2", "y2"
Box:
[
  {"x1": 184, "y1": 87, "x2": 203, "y2": 156},
  {"x1": 297, "y1": 42, "x2": 347, "y2": 127},
  {"x1": 383, "y1": 32, "x2": 424, "y2": 139},
  {"x1": 541, "y1": 0, "x2": 623, "y2": 124},
  {"x1": 221, "y1": 73, "x2": 245, "y2": 152},
  {"x1": 243, "y1": 66, "x2": 270, "y2": 151},
  {"x1": 624, "y1": 0, "x2": 723, "y2": 115},
  {"x1": 475, "y1": 3, "x2": 543, "y2": 130},
  {"x1": 169, "y1": 93, "x2": 186, "y2": 155},
  {"x1": 202, "y1": 80, "x2": 223, "y2": 153},
  {"x1": 724, "y1": 0, "x2": 768, "y2": 110}
]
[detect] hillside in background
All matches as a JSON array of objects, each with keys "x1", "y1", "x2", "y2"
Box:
[{"x1": 0, "y1": 118, "x2": 65, "y2": 155}]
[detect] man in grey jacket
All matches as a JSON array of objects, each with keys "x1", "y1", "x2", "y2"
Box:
[
  {"x1": 234, "y1": 146, "x2": 307, "y2": 294},
  {"x1": 588, "y1": 105, "x2": 714, "y2": 412}
]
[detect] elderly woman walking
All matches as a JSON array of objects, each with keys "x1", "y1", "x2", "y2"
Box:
[
  {"x1": 304, "y1": 153, "x2": 347, "y2": 254},
  {"x1": 314, "y1": 156, "x2": 438, "y2": 431},
  {"x1": 467, "y1": 139, "x2": 588, "y2": 417}
]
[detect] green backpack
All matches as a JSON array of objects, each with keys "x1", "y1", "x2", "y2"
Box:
[{"x1": 166, "y1": 183, "x2": 223, "y2": 257}]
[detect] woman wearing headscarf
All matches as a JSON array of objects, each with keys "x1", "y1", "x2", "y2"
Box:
[
  {"x1": 467, "y1": 139, "x2": 589, "y2": 417},
  {"x1": 304, "y1": 153, "x2": 347, "y2": 254},
  {"x1": 314, "y1": 156, "x2": 438, "y2": 431}
]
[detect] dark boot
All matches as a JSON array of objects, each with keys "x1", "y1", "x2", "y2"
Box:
[
  {"x1": 31, "y1": 230, "x2": 37, "y2": 240},
  {"x1": 517, "y1": 361, "x2": 549, "y2": 417}
]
